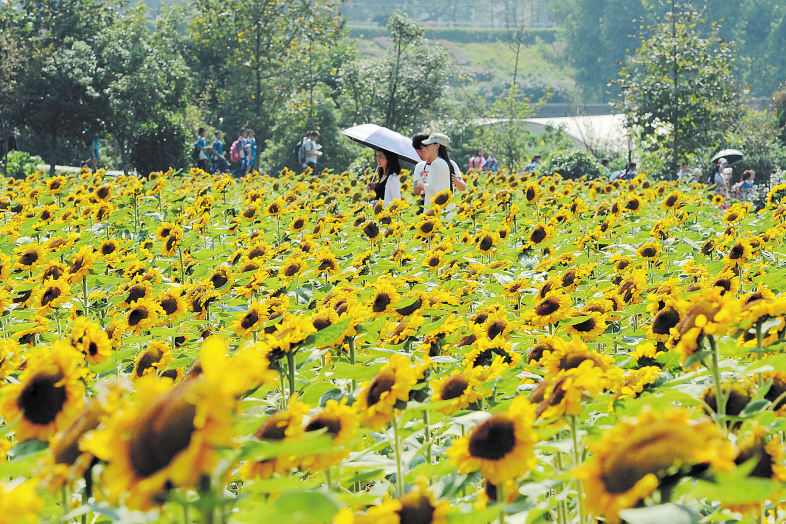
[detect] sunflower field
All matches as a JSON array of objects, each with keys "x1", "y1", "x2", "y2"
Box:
[{"x1": 2, "y1": 166, "x2": 786, "y2": 524}]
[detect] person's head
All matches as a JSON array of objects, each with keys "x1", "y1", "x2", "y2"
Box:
[
  {"x1": 308, "y1": 130, "x2": 320, "y2": 141},
  {"x1": 476, "y1": 148, "x2": 484, "y2": 157},
  {"x1": 240, "y1": 128, "x2": 248, "y2": 137},
  {"x1": 601, "y1": 158, "x2": 610, "y2": 167},
  {"x1": 248, "y1": 129, "x2": 254, "y2": 138},
  {"x1": 680, "y1": 162, "x2": 688, "y2": 171},
  {"x1": 215, "y1": 130, "x2": 223, "y2": 140},
  {"x1": 376, "y1": 149, "x2": 401, "y2": 177},
  {"x1": 533, "y1": 155, "x2": 542, "y2": 163},
  {"x1": 411, "y1": 132, "x2": 430, "y2": 161},
  {"x1": 744, "y1": 170, "x2": 755, "y2": 180},
  {"x1": 628, "y1": 162, "x2": 637, "y2": 171},
  {"x1": 198, "y1": 127, "x2": 206, "y2": 137},
  {"x1": 420, "y1": 133, "x2": 450, "y2": 164},
  {"x1": 691, "y1": 168, "x2": 702, "y2": 180},
  {"x1": 723, "y1": 167, "x2": 733, "y2": 179}
]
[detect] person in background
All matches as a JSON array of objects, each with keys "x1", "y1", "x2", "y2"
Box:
[
  {"x1": 247, "y1": 129, "x2": 256, "y2": 174},
  {"x1": 412, "y1": 132, "x2": 466, "y2": 200},
  {"x1": 303, "y1": 130, "x2": 322, "y2": 171},
  {"x1": 524, "y1": 154, "x2": 541, "y2": 173},
  {"x1": 601, "y1": 158, "x2": 611, "y2": 177},
  {"x1": 468, "y1": 149, "x2": 486, "y2": 172},
  {"x1": 732, "y1": 170, "x2": 755, "y2": 201},
  {"x1": 689, "y1": 168, "x2": 703, "y2": 183},
  {"x1": 485, "y1": 150, "x2": 499, "y2": 173},
  {"x1": 211, "y1": 130, "x2": 228, "y2": 173},
  {"x1": 366, "y1": 149, "x2": 402, "y2": 207},
  {"x1": 618, "y1": 162, "x2": 637, "y2": 180},
  {"x1": 232, "y1": 128, "x2": 248, "y2": 177},
  {"x1": 412, "y1": 133, "x2": 456, "y2": 211},
  {"x1": 676, "y1": 162, "x2": 689, "y2": 181},
  {"x1": 196, "y1": 127, "x2": 210, "y2": 172}
]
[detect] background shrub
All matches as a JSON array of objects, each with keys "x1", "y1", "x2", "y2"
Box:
[{"x1": 542, "y1": 149, "x2": 603, "y2": 180}]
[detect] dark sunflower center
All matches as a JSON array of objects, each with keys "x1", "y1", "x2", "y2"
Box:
[
  {"x1": 727, "y1": 213, "x2": 739, "y2": 222},
  {"x1": 363, "y1": 222, "x2": 380, "y2": 238},
  {"x1": 473, "y1": 313, "x2": 489, "y2": 325},
  {"x1": 441, "y1": 375, "x2": 470, "y2": 400},
  {"x1": 240, "y1": 311, "x2": 259, "y2": 330},
  {"x1": 396, "y1": 297, "x2": 422, "y2": 316},
  {"x1": 420, "y1": 222, "x2": 434, "y2": 234},
  {"x1": 535, "y1": 298, "x2": 561, "y2": 316},
  {"x1": 665, "y1": 195, "x2": 678, "y2": 206},
  {"x1": 51, "y1": 181, "x2": 62, "y2": 191},
  {"x1": 18, "y1": 371, "x2": 67, "y2": 425},
  {"x1": 255, "y1": 412, "x2": 289, "y2": 440},
  {"x1": 43, "y1": 266, "x2": 63, "y2": 280},
  {"x1": 652, "y1": 308, "x2": 681, "y2": 335},
  {"x1": 625, "y1": 199, "x2": 639, "y2": 210},
  {"x1": 479, "y1": 236, "x2": 493, "y2": 251},
  {"x1": 372, "y1": 293, "x2": 392, "y2": 313},
  {"x1": 528, "y1": 343, "x2": 551, "y2": 363},
  {"x1": 435, "y1": 193, "x2": 449, "y2": 206},
  {"x1": 714, "y1": 278, "x2": 732, "y2": 293},
  {"x1": 427, "y1": 257, "x2": 440, "y2": 267},
  {"x1": 97, "y1": 187, "x2": 109, "y2": 199},
  {"x1": 69, "y1": 257, "x2": 85, "y2": 274},
  {"x1": 367, "y1": 369, "x2": 396, "y2": 407},
  {"x1": 293, "y1": 219, "x2": 304, "y2": 229},
  {"x1": 128, "y1": 307, "x2": 149, "y2": 326},
  {"x1": 160, "y1": 296, "x2": 178, "y2": 315},
  {"x1": 526, "y1": 187, "x2": 536, "y2": 200},
  {"x1": 765, "y1": 378, "x2": 786, "y2": 411},
  {"x1": 128, "y1": 387, "x2": 197, "y2": 478},
  {"x1": 729, "y1": 245, "x2": 745, "y2": 259},
  {"x1": 318, "y1": 259, "x2": 335, "y2": 271},
  {"x1": 268, "y1": 204, "x2": 279, "y2": 214},
  {"x1": 242, "y1": 207, "x2": 256, "y2": 218},
  {"x1": 560, "y1": 353, "x2": 596, "y2": 370},
  {"x1": 571, "y1": 316, "x2": 597, "y2": 333},
  {"x1": 486, "y1": 320, "x2": 507, "y2": 340},
  {"x1": 468, "y1": 415, "x2": 516, "y2": 460},
  {"x1": 397, "y1": 492, "x2": 436, "y2": 524},
  {"x1": 641, "y1": 247, "x2": 657, "y2": 258},
  {"x1": 210, "y1": 273, "x2": 228, "y2": 289},
  {"x1": 530, "y1": 227, "x2": 546, "y2": 244},
  {"x1": 305, "y1": 413, "x2": 342, "y2": 436},
  {"x1": 616, "y1": 260, "x2": 629, "y2": 271},
  {"x1": 41, "y1": 286, "x2": 61, "y2": 306},
  {"x1": 312, "y1": 317, "x2": 332, "y2": 331},
  {"x1": 248, "y1": 247, "x2": 265, "y2": 259},
  {"x1": 101, "y1": 243, "x2": 116, "y2": 255},
  {"x1": 126, "y1": 286, "x2": 146, "y2": 304},
  {"x1": 20, "y1": 251, "x2": 38, "y2": 266},
  {"x1": 41, "y1": 210, "x2": 51, "y2": 220},
  {"x1": 562, "y1": 270, "x2": 577, "y2": 287}
]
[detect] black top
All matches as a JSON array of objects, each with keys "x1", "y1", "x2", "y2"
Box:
[{"x1": 374, "y1": 174, "x2": 388, "y2": 201}]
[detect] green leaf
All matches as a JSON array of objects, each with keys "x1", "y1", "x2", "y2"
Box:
[
  {"x1": 331, "y1": 362, "x2": 381, "y2": 381},
  {"x1": 250, "y1": 491, "x2": 341, "y2": 524},
  {"x1": 690, "y1": 476, "x2": 781, "y2": 505},
  {"x1": 304, "y1": 317, "x2": 352, "y2": 347},
  {"x1": 618, "y1": 504, "x2": 699, "y2": 524}
]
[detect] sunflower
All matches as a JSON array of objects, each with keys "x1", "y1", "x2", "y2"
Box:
[
  {"x1": 646, "y1": 306, "x2": 681, "y2": 343},
  {"x1": 355, "y1": 355, "x2": 417, "y2": 431},
  {"x1": 522, "y1": 293, "x2": 572, "y2": 327},
  {"x1": 46, "y1": 176, "x2": 67, "y2": 194},
  {"x1": 120, "y1": 298, "x2": 163, "y2": 335},
  {"x1": 33, "y1": 277, "x2": 70, "y2": 314},
  {"x1": 14, "y1": 243, "x2": 45, "y2": 271},
  {"x1": 668, "y1": 287, "x2": 740, "y2": 364},
  {"x1": 314, "y1": 247, "x2": 340, "y2": 276},
  {"x1": 131, "y1": 341, "x2": 173, "y2": 381},
  {"x1": 354, "y1": 488, "x2": 450, "y2": 524},
  {"x1": 232, "y1": 301, "x2": 268, "y2": 339},
  {"x1": 636, "y1": 241, "x2": 661, "y2": 261},
  {"x1": 299, "y1": 398, "x2": 360, "y2": 472},
  {"x1": 661, "y1": 190, "x2": 681, "y2": 210},
  {"x1": 208, "y1": 266, "x2": 233, "y2": 290},
  {"x1": 462, "y1": 337, "x2": 522, "y2": 369},
  {"x1": 523, "y1": 182, "x2": 540, "y2": 204},
  {"x1": 69, "y1": 317, "x2": 112, "y2": 365},
  {"x1": 563, "y1": 311, "x2": 608, "y2": 341},
  {"x1": 66, "y1": 245, "x2": 98, "y2": 284},
  {"x1": 474, "y1": 227, "x2": 499, "y2": 255},
  {"x1": 97, "y1": 239, "x2": 121, "y2": 262},
  {"x1": 415, "y1": 217, "x2": 440, "y2": 239},
  {"x1": 447, "y1": 395, "x2": 539, "y2": 485},
  {"x1": 423, "y1": 250, "x2": 444, "y2": 271},
  {"x1": 289, "y1": 214, "x2": 309, "y2": 233},
  {"x1": 367, "y1": 281, "x2": 401, "y2": 317},
  {"x1": 241, "y1": 398, "x2": 310, "y2": 479},
  {"x1": 725, "y1": 238, "x2": 753, "y2": 267},
  {"x1": 117, "y1": 279, "x2": 152, "y2": 309},
  {"x1": 0, "y1": 481, "x2": 44, "y2": 523},
  {"x1": 156, "y1": 287, "x2": 187, "y2": 321},
  {"x1": 523, "y1": 222, "x2": 554, "y2": 248},
  {"x1": 429, "y1": 367, "x2": 491, "y2": 414},
  {"x1": 622, "y1": 193, "x2": 643, "y2": 213},
  {"x1": 0, "y1": 342, "x2": 86, "y2": 441},
  {"x1": 240, "y1": 204, "x2": 260, "y2": 221},
  {"x1": 361, "y1": 220, "x2": 381, "y2": 243},
  {"x1": 264, "y1": 197, "x2": 286, "y2": 217},
  {"x1": 712, "y1": 193, "x2": 725, "y2": 206},
  {"x1": 94, "y1": 184, "x2": 112, "y2": 201},
  {"x1": 576, "y1": 408, "x2": 735, "y2": 524}
]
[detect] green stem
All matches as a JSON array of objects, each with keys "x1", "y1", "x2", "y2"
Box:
[
  {"x1": 280, "y1": 369, "x2": 288, "y2": 411},
  {"x1": 757, "y1": 320, "x2": 764, "y2": 388},
  {"x1": 497, "y1": 482, "x2": 506, "y2": 523},
  {"x1": 391, "y1": 415, "x2": 405, "y2": 498},
  {"x1": 570, "y1": 416, "x2": 586, "y2": 524},
  {"x1": 555, "y1": 453, "x2": 568, "y2": 524},
  {"x1": 325, "y1": 467, "x2": 333, "y2": 491},
  {"x1": 82, "y1": 275, "x2": 89, "y2": 319},
  {"x1": 286, "y1": 351, "x2": 296, "y2": 401},
  {"x1": 423, "y1": 410, "x2": 432, "y2": 466},
  {"x1": 349, "y1": 336, "x2": 357, "y2": 393},
  {"x1": 709, "y1": 336, "x2": 727, "y2": 427},
  {"x1": 179, "y1": 245, "x2": 185, "y2": 284}
]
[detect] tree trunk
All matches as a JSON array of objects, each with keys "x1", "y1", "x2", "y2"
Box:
[
  {"x1": 48, "y1": 130, "x2": 58, "y2": 177},
  {"x1": 512, "y1": 38, "x2": 521, "y2": 88},
  {"x1": 121, "y1": 140, "x2": 130, "y2": 177}
]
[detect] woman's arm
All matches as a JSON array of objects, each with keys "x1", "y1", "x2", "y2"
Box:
[
  {"x1": 423, "y1": 161, "x2": 450, "y2": 203},
  {"x1": 385, "y1": 175, "x2": 401, "y2": 206}
]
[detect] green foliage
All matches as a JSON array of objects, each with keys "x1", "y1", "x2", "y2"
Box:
[
  {"x1": 337, "y1": 11, "x2": 457, "y2": 135},
  {"x1": 4, "y1": 150, "x2": 43, "y2": 178},
  {"x1": 347, "y1": 26, "x2": 559, "y2": 45},
  {"x1": 541, "y1": 148, "x2": 603, "y2": 180},
  {"x1": 131, "y1": 120, "x2": 189, "y2": 176},
  {"x1": 615, "y1": 3, "x2": 742, "y2": 173}
]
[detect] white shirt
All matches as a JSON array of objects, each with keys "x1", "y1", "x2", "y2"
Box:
[
  {"x1": 303, "y1": 139, "x2": 320, "y2": 165},
  {"x1": 414, "y1": 159, "x2": 464, "y2": 212},
  {"x1": 382, "y1": 174, "x2": 401, "y2": 207},
  {"x1": 420, "y1": 157, "x2": 451, "y2": 209}
]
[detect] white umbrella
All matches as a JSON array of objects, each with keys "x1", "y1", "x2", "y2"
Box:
[
  {"x1": 341, "y1": 124, "x2": 420, "y2": 165},
  {"x1": 711, "y1": 149, "x2": 743, "y2": 164}
]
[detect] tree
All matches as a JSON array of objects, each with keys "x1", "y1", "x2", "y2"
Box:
[
  {"x1": 191, "y1": 0, "x2": 344, "y2": 171},
  {"x1": 1, "y1": 0, "x2": 120, "y2": 175},
  {"x1": 337, "y1": 11, "x2": 456, "y2": 135},
  {"x1": 95, "y1": 3, "x2": 191, "y2": 175},
  {"x1": 614, "y1": 2, "x2": 741, "y2": 174}
]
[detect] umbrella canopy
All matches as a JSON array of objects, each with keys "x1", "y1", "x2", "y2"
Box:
[
  {"x1": 711, "y1": 149, "x2": 743, "y2": 164},
  {"x1": 341, "y1": 124, "x2": 420, "y2": 165}
]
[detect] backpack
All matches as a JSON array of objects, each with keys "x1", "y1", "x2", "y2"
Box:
[
  {"x1": 230, "y1": 139, "x2": 242, "y2": 163},
  {"x1": 295, "y1": 139, "x2": 307, "y2": 164},
  {"x1": 191, "y1": 142, "x2": 199, "y2": 160}
]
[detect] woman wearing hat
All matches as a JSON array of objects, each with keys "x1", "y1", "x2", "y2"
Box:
[{"x1": 412, "y1": 133, "x2": 454, "y2": 210}]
